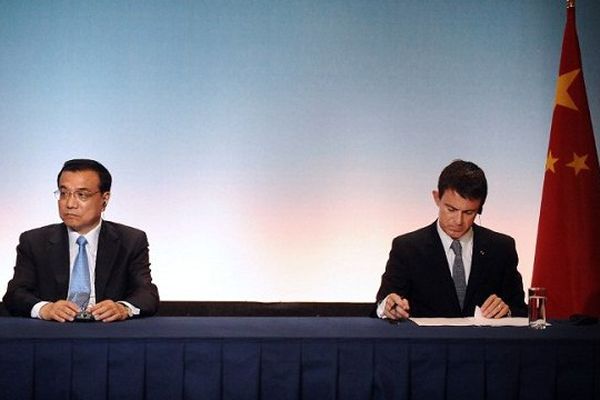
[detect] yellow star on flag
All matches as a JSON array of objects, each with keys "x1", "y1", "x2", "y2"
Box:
[
  {"x1": 566, "y1": 152, "x2": 589, "y2": 175},
  {"x1": 555, "y1": 69, "x2": 580, "y2": 111},
  {"x1": 545, "y1": 150, "x2": 559, "y2": 173}
]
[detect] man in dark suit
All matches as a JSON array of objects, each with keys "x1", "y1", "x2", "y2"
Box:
[
  {"x1": 3, "y1": 159, "x2": 159, "y2": 322},
  {"x1": 375, "y1": 160, "x2": 527, "y2": 320}
]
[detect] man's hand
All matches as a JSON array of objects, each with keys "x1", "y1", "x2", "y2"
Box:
[
  {"x1": 480, "y1": 294, "x2": 510, "y2": 318},
  {"x1": 39, "y1": 300, "x2": 80, "y2": 322},
  {"x1": 90, "y1": 300, "x2": 130, "y2": 322},
  {"x1": 383, "y1": 293, "x2": 410, "y2": 320}
]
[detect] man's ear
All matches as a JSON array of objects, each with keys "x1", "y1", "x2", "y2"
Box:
[
  {"x1": 102, "y1": 192, "x2": 110, "y2": 209},
  {"x1": 432, "y1": 190, "x2": 440, "y2": 206}
]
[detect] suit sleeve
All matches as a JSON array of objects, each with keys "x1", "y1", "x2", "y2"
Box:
[
  {"x1": 501, "y1": 237, "x2": 528, "y2": 317},
  {"x1": 375, "y1": 238, "x2": 411, "y2": 303},
  {"x1": 122, "y1": 231, "x2": 159, "y2": 316},
  {"x1": 2, "y1": 233, "x2": 43, "y2": 317}
]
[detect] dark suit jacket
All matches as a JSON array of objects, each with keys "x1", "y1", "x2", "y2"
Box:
[
  {"x1": 3, "y1": 221, "x2": 159, "y2": 317},
  {"x1": 375, "y1": 221, "x2": 527, "y2": 317}
]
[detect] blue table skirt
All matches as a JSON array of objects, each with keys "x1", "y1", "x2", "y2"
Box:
[{"x1": 1, "y1": 317, "x2": 599, "y2": 400}]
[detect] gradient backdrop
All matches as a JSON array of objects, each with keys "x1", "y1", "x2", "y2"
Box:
[{"x1": 1, "y1": 1, "x2": 599, "y2": 302}]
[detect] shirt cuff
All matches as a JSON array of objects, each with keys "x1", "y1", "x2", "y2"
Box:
[
  {"x1": 376, "y1": 295, "x2": 391, "y2": 319},
  {"x1": 118, "y1": 301, "x2": 140, "y2": 317},
  {"x1": 31, "y1": 301, "x2": 49, "y2": 319}
]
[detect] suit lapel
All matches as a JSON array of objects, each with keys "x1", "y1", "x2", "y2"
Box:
[
  {"x1": 47, "y1": 224, "x2": 70, "y2": 296},
  {"x1": 426, "y1": 222, "x2": 462, "y2": 310},
  {"x1": 465, "y1": 225, "x2": 487, "y2": 307},
  {"x1": 95, "y1": 222, "x2": 120, "y2": 301}
]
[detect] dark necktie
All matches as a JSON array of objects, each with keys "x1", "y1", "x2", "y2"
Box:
[
  {"x1": 67, "y1": 236, "x2": 91, "y2": 310},
  {"x1": 450, "y1": 239, "x2": 467, "y2": 308}
]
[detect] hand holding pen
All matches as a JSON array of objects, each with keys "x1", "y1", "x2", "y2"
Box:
[{"x1": 383, "y1": 293, "x2": 410, "y2": 320}]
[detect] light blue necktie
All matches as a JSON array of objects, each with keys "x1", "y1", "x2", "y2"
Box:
[
  {"x1": 450, "y1": 239, "x2": 467, "y2": 309},
  {"x1": 67, "y1": 236, "x2": 91, "y2": 310}
]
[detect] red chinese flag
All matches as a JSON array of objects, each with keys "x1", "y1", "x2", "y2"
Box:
[{"x1": 532, "y1": 4, "x2": 600, "y2": 319}]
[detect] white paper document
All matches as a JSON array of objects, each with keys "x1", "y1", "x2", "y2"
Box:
[{"x1": 410, "y1": 307, "x2": 529, "y2": 327}]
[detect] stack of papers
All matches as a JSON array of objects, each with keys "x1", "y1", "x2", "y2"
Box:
[
  {"x1": 410, "y1": 317, "x2": 529, "y2": 327},
  {"x1": 410, "y1": 306, "x2": 530, "y2": 327}
]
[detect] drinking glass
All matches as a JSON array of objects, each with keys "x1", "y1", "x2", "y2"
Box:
[{"x1": 528, "y1": 287, "x2": 547, "y2": 329}]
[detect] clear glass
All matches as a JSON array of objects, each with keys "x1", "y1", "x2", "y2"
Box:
[{"x1": 528, "y1": 287, "x2": 547, "y2": 329}]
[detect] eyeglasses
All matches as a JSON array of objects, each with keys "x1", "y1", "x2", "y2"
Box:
[{"x1": 54, "y1": 189, "x2": 100, "y2": 202}]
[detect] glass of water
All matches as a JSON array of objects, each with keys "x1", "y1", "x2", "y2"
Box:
[{"x1": 528, "y1": 287, "x2": 547, "y2": 329}]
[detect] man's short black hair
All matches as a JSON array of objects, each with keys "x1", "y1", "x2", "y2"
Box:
[
  {"x1": 57, "y1": 159, "x2": 112, "y2": 193},
  {"x1": 438, "y1": 159, "x2": 487, "y2": 214}
]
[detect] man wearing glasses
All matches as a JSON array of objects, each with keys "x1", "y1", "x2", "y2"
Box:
[{"x1": 3, "y1": 159, "x2": 159, "y2": 322}]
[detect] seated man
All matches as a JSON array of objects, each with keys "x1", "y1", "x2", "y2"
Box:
[
  {"x1": 3, "y1": 159, "x2": 159, "y2": 322},
  {"x1": 375, "y1": 160, "x2": 527, "y2": 320}
]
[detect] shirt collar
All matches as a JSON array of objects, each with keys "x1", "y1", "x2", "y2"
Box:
[
  {"x1": 436, "y1": 219, "x2": 474, "y2": 251},
  {"x1": 67, "y1": 219, "x2": 102, "y2": 250}
]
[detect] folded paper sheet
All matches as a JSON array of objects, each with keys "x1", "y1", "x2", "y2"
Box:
[{"x1": 410, "y1": 307, "x2": 530, "y2": 327}]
